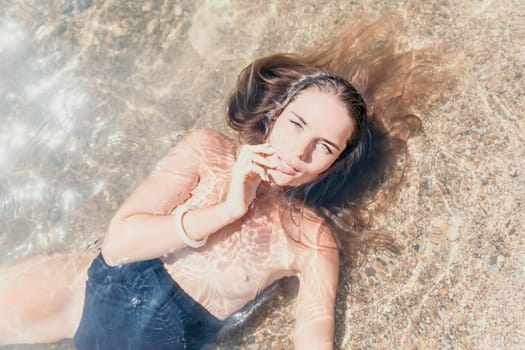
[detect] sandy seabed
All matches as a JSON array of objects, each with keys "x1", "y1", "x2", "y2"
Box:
[{"x1": 0, "y1": 0, "x2": 523, "y2": 349}]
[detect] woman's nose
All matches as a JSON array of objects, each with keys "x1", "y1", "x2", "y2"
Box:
[{"x1": 292, "y1": 137, "x2": 312, "y2": 162}]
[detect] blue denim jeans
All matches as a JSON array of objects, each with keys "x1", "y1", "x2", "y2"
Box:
[{"x1": 74, "y1": 253, "x2": 224, "y2": 350}]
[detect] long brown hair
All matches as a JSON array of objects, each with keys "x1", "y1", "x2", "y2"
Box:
[{"x1": 226, "y1": 15, "x2": 449, "y2": 263}]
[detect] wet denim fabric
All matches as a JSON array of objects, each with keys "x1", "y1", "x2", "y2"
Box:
[{"x1": 74, "y1": 253, "x2": 224, "y2": 350}]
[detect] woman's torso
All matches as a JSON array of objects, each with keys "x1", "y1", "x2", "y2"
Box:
[{"x1": 161, "y1": 133, "x2": 302, "y2": 320}]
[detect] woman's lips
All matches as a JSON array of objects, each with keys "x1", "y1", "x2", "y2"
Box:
[{"x1": 276, "y1": 157, "x2": 298, "y2": 175}]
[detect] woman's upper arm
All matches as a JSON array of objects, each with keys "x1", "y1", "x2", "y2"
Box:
[
  {"x1": 110, "y1": 130, "x2": 206, "y2": 222},
  {"x1": 293, "y1": 226, "x2": 340, "y2": 349},
  {"x1": 102, "y1": 129, "x2": 233, "y2": 264}
]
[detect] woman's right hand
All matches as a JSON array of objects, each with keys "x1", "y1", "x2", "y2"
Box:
[{"x1": 225, "y1": 143, "x2": 278, "y2": 219}]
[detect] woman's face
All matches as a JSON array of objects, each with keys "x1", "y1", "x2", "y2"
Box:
[{"x1": 266, "y1": 88, "x2": 355, "y2": 187}]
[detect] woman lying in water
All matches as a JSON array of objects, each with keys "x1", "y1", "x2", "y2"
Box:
[{"x1": 0, "y1": 17, "x2": 444, "y2": 350}]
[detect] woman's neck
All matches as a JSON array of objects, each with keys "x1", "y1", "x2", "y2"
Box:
[{"x1": 256, "y1": 181, "x2": 284, "y2": 198}]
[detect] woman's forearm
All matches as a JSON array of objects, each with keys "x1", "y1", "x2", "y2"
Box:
[
  {"x1": 181, "y1": 201, "x2": 239, "y2": 241},
  {"x1": 102, "y1": 202, "x2": 239, "y2": 265}
]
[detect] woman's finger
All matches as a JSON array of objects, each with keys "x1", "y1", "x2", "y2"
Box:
[
  {"x1": 245, "y1": 161, "x2": 270, "y2": 182},
  {"x1": 232, "y1": 156, "x2": 269, "y2": 181},
  {"x1": 250, "y1": 154, "x2": 279, "y2": 169},
  {"x1": 235, "y1": 153, "x2": 275, "y2": 178},
  {"x1": 244, "y1": 143, "x2": 274, "y2": 154},
  {"x1": 236, "y1": 143, "x2": 275, "y2": 160}
]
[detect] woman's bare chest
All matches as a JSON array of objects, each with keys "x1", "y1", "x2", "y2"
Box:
[
  {"x1": 170, "y1": 207, "x2": 291, "y2": 278},
  {"x1": 163, "y1": 220, "x2": 293, "y2": 318},
  {"x1": 162, "y1": 176, "x2": 296, "y2": 318}
]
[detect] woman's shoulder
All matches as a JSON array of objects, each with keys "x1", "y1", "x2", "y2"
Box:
[
  {"x1": 180, "y1": 128, "x2": 234, "y2": 145},
  {"x1": 286, "y1": 210, "x2": 339, "y2": 273},
  {"x1": 302, "y1": 217, "x2": 338, "y2": 251},
  {"x1": 286, "y1": 207, "x2": 339, "y2": 252},
  {"x1": 176, "y1": 128, "x2": 238, "y2": 156}
]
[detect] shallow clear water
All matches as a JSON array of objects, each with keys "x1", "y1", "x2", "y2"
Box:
[
  {"x1": 1, "y1": 0, "x2": 524, "y2": 349},
  {"x1": 0, "y1": 0, "x2": 229, "y2": 263},
  {"x1": 1, "y1": 0, "x2": 296, "y2": 348}
]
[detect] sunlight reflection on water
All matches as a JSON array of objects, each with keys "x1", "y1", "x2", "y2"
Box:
[
  {"x1": 0, "y1": 0, "x2": 294, "y2": 346},
  {"x1": 1, "y1": 0, "x2": 522, "y2": 349}
]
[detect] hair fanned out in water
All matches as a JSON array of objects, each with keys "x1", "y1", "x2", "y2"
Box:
[
  {"x1": 302, "y1": 15, "x2": 452, "y2": 261},
  {"x1": 226, "y1": 14, "x2": 452, "y2": 265}
]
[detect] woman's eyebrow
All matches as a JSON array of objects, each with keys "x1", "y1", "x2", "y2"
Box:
[
  {"x1": 291, "y1": 111, "x2": 341, "y2": 151},
  {"x1": 291, "y1": 111, "x2": 307, "y2": 125}
]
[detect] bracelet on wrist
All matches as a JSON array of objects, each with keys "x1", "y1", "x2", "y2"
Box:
[{"x1": 173, "y1": 204, "x2": 207, "y2": 248}]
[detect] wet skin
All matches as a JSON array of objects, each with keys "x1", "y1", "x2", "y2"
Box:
[
  {"x1": 164, "y1": 89, "x2": 354, "y2": 319},
  {"x1": 156, "y1": 129, "x2": 337, "y2": 320},
  {"x1": 0, "y1": 88, "x2": 353, "y2": 348}
]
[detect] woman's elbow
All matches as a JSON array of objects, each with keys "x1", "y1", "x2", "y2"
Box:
[
  {"x1": 100, "y1": 217, "x2": 128, "y2": 265},
  {"x1": 293, "y1": 319, "x2": 334, "y2": 350}
]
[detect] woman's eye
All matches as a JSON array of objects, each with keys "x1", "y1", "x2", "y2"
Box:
[
  {"x1": 320, "y1": 143, "x2": 333, "y2": 154},
  {"x1": 290, "y1": 120, "x2": 302, "y2": 129}
]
